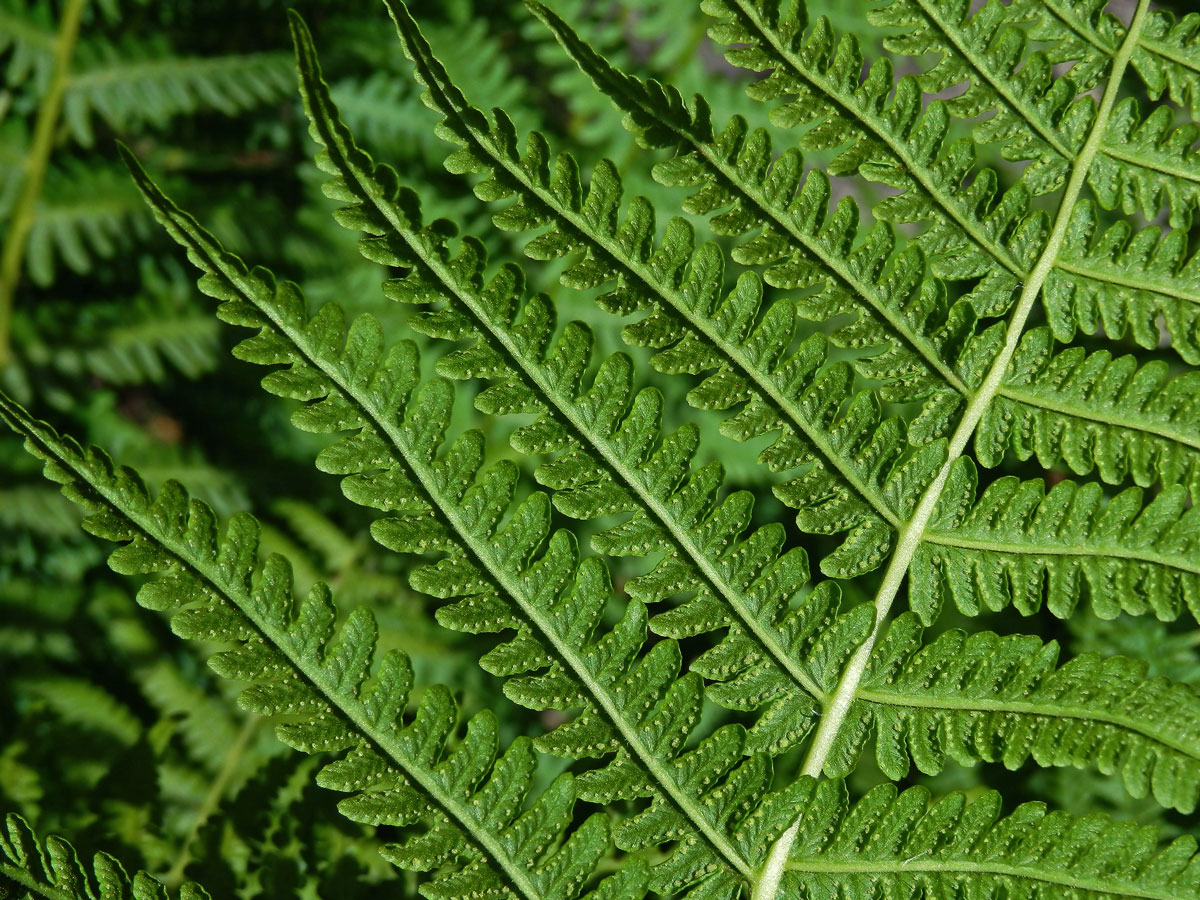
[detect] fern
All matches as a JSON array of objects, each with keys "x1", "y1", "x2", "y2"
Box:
[
  {"x1": 5, "y1": 0, "x2": 1200, "y2": 898},
  {"x1": 0, "y1": 395, "x2": 644, "y2": 900},
  {"x1": 0, "y1": 813, "x2": 210, "y2": 900}
]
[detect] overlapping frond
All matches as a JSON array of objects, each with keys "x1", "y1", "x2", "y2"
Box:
[
  {"x1": 869, "y1": 0, "x2": 1200, "y2": 228},
  {"x1": 1045, "y1": 201, "x2": 1200, "y2": 366},
  {"x1": 121, "y1": 126, "x2": 817, "y2": 895},
  {"x1": 0, "y1": 395, "x2": 640, "y2": 900},
  {"x1": 777, "y1": 779, "x2": 1200, "y2": 899},
  {"x1": 699, "y1": 0, "x2": 1035, "y2": 304},
  {"x1": 0, "y1": 813, "x2": 211, "y2": 900},
  {"x1": 858, "y1": 615, "x2": 1200, "y2": 812},
  {"x1": 25, "y1": 159, "x2": 150, "y2": 286},
  {"x1": 11, "y1": 3, "x2": 1196, "y2": 899},
  {"x1": 702, "y1": 0, "x2": 1200, "y2": 371},
  {"x1": 286, "y1": 15, "x2": 869, "y2": 760},
  {"x1": 384, "y1": 0, "x2": 951, "y2": 581},
  {"x1": 1026, "y1": 0, "x2": 1200, "y2": 117},
  {"x1": 527, "y1": 0, "x2": 1025, "y2": 453}
]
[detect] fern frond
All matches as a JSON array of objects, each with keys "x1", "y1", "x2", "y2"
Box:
[
  {"x1": 1012, "y1": 1, "x2": 1200, "y2": 118},
  {"x1": 985, "y1": 328, "x2": 1200, "y2": 496},
  {"x1": 1045, "y1": 201, "x2": 1200, "y2": 366},
  {"x1": 866, "y1": 0, "x2": 1200, "y2": 226},
  {"x1": 0, "y1": 395, "x2": 641, "y2": 900},
  {"x1": 0, "y1": 813, "x2": 211, "y2": 900},
  {"x1": 914, "y1": 461, "x2": 1200, "y2": 624},
  {"x1": 121, "y1": 130, "x2": 810, "y2": 896},
  {"x1": 699, "y1": 0, "x2": 1200, "y2": 359},
  {"x1": 385, "y1": 0, "x2": 948, "y2": 580},
  {"x1": 286, "y1": 15, "x2": 865, "y2": 760},
  {"x1": 696, "y1": 0, "x2": 1032, "y2": 301},
  {"x1": 26, "y1": 160, "x2": 150, "y2": 286},
  {"x1": 859, "y1": 614, "x2": 1200, "y2": 812},
  {"x1": 775, "y1": 779, "x2": 1200, "y2": 900},
  {"x1": 526, "y1": 0, "x2": 1006, "y2": 436},
  {"x1": 532, "y1": 0, "x2": 1200, "y2": 490},
  {"x1": 62, "y1": 41, "x2": 293, "y2": 147},
  {"x1": 0, "y1": 0, "x2": 54, "y2": 91},
  {"x1": 1133, "y1": 7, "x2": 1200, "y2": 116}
]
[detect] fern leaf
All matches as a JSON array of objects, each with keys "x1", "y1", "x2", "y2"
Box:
[
  {"x1": 702, "y1": 0, "x2": 1200, "y2": 354},
  {"x1": 915, "y1": 460, "x2": 1200, "y2": 624},
  {"x1": 287, "y1": 16, "x2": 867, "y2": 760},
  {"x1": 384, "y1": 0, "x2": 948, "y2": 580},
  {"x1": 987, "y1": 327, "x2": 1200, "y2": 496},
  {"x1": 63, "y1": 40, "x2": 293, "y2": 147},
  {"x1": 26, "y1": 160, "x2": 150, "y2": 286},
  {"x1": 1133, "y1": 7, "x2": 1200, "y2": 117},
  {"x1": 859, "y1": 614, "x2": 1200, "y2": 812},
  {"x1": 0, "y1": 394, "x2": 640, "y2": 900},
  {"x1": 121, "y1": 131, "x2": 805, "y2": 895},
  {"x1": 0, "y1": 812, "x2": 211, "y2": 900},
  {"x1": 0, "y1": 0, "x2": 55, "y2": 91},
  {"x1": 1045, "y1": 201, "x2": 1200, "y2": 366},
  {"x1": 698, "y1": 0, "x2": 1032, "y2": 301},
  {"x1": 775, "y1": 779, "x2": 1200, "y2": 899},
  {"x1": 1026, "y1": 0, "x2": 1200, "y2": 118},
  {"x1": 862, "y1": 0, "x2": 1200, "y2": 228},
  {"x1": 526, "y1": 0, "x2": 1005, "y2": 438}
]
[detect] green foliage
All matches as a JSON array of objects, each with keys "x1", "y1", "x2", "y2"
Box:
[
  {"x1": 0, "y1": 813, "x2": 210, "y2": 900},
  {"x1": 5, "y1": 0, "x2": 1200, "y2": 899}
]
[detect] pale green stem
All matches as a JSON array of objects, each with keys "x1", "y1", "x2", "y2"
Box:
[
  {"x1": 751, "y1": 1, "x2": 1152, "y2": 896},
  {"x1": 0, "y1": 0, "x2": 87, "y2": 368},
  {"x1": 163, "y1": 714, "x2": 261, "y2": 889}
]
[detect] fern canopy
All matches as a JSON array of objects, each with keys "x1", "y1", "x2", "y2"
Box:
[{"x1": 4, "y1": 0, "x2": 1200, "y2": 899}]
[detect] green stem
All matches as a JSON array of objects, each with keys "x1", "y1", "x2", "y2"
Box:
[
  {"x1": 0, "y1": 0, "x2": 87, "y2": 368},
  {"x1": 751, "y1": 0, "x2": 1153, "y2": 896},
  {"x1": 162, "y1": 714, "x2": 261, "y2": 889}
]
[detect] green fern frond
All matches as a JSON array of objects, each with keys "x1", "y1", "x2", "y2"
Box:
[
  {"x1": 120, "y1": 134, "x2": 810, "y2": 896},
  {"x1": 775, "y1": 778, "x2": 1200, "y2": 900},
  {"x1": 863, "y1": 0, "x2": 1200, "y2": 226},
  {"x1": 525, "y1": 0, "x2": 1001, "y2": 430},
  {"x1": 134, "y1": 9, "x2": 1200, "y2": 833},
  {"x1": 1021, "y1": 1, "x2": 1200, "y2": 119},
  {"x1": 1131, "y1": 7, "x2": 1200, "y2": 117},
  {"x1": 914, "y1": 461, "x2": 1200, "y2": 624},
  {"x1": 1046, "y1": 201, "x2": 1200, "y2": 366},
  {"x1": 288, "y1": 14, "x2": 853, "y2": 761},
  {"x1": 62, "y1": 40, "x2": 292, "y2": 147},
  {"x1": 0, "y1": 0, "x2": 55, "y2": 91},
  {"x1": 983, "y1": 328, "x2": 1200, "y2": 496},
  {"x1": 0, "y1": 813, "x2": 211, "y2": 900},
  {"x1": 0, "y1": 395, "x2": 643, "y2": 900},
  {"x1": 385, "y1": 0, "x2": 952, "y2": 582},
  {"x1": 26, "y1": 160, "x2": 150, "y2": 286}
]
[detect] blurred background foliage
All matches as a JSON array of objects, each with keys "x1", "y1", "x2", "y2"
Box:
[{"x1": 1, "y1": 0, "x2": 1197, "y2": 897}]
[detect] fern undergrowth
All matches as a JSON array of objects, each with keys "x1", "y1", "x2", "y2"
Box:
[{"x1": 4, "y1": 0, "x2": 1200, "y2": 898}]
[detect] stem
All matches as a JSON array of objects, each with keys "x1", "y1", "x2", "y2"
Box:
[
  {"x1": 0, "y1": 0, "x2": 87, "y2": 368},
  {"x1": 751, "y1": 1, "x2": 1153, "y2": 896},
  {"x1": 162, "y1": 714, "x2": 261, "y2": 888}
]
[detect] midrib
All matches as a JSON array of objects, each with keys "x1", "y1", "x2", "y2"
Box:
[{"x1": 752, "y1": 2, "x2": 1153, "y2": 896}]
